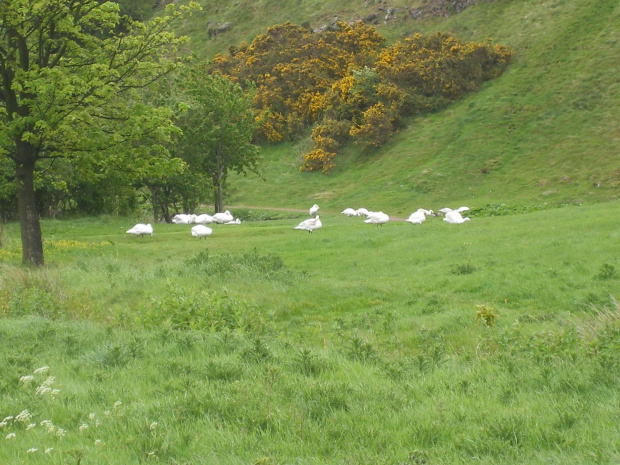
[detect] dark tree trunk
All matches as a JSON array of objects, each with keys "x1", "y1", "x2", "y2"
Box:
[
  {"x1": 150, "y1": 187, "x2": 159, "y2": 223},
  {"x1": 214, "y1": 180, "x2": 223, "y2": 213},
  {"x1": 16, "y1": 141, "x2": 44, "y2": 266}
]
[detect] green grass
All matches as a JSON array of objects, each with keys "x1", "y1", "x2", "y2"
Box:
[
  {"x1": 2, "y1": 202, "x2": 620, "y2": 463},
  {"x1": 1, "y1": 0, "x2": 619, "y2": 462}
]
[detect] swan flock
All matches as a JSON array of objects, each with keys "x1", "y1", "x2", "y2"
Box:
[{"x1": 127, "y1": 204, "x2": 472, "y2": 239}]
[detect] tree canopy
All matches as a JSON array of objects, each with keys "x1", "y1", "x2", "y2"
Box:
[
  {"x1": 174, "y1": 68, "x2": 261, "y2": 213},
  {"x1": 0, "y1": 0, "x2": 200, "y2": 265}
]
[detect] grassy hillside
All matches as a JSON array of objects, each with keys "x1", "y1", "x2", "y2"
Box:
[
  {"x1": 171, "y1": 0, "x2": 618, "y2": 214},
  {"x1": 1, "y1": 202, "x2": 620, "y2": 463}
]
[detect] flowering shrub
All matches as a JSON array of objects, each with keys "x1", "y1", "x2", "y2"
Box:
[{"x1": 207, "y1": 23, "x2": 513, "y2": 170}]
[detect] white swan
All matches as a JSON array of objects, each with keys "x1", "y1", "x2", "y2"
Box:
[
  {"x1": 126, "y1": 223, "x2": 153, "y2": 237},
  {"x1": 213, "y1": 210, "x2": 234, "y2": 224},
  {"x1": 224, "y1": 218, "x2": 241, "y2": 225},
  {"x1": 438, "y1": 206, "x2": 470, "y2": 216},
  {"x1": 294, "y1": 215, "x2": 322, "y2": 233},
  {"x1": 443, "y1": 210, "x2": 471, "y2": 224},
  {"x1": 364, "y1": 211, "x2": 389, "y2": 226},
  {"x1": 194, "y1": 214, "x2": 214, "y2": 224},
  {"x1": 405, "y1": 209, "x2": 433, "y2": 225},
  {"x1": 309, "y1": 204, "x2": 320, "y2": 216},
  {"x1": 191, "y1": 225, "x2": 213, "y2": 238},
  {"x1": 172, "y1": 214, "x2": 194, "y2": 224},
  {"x1": 356, "y1": 208, "x2": 370, "y2": 217},
  {"x1": 341, "y1": 208, "x2": 359, "y2": 217}
]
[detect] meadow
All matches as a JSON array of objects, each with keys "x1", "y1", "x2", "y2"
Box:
[{"x1": 1, "y1": 201, "x2": 620, "y2": 464}]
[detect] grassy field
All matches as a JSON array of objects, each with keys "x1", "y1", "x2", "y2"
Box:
[{"x1": 1, "y1": 202, "x2": 620, "y2": 463}]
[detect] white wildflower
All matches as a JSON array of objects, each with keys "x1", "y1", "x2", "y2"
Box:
[
  {"x1": 19, "y1": 375, "x2": 35, "y2": 385},
  {"x1": 149, "y1": 422, "x2": 158, "y2": 431},
  {"x1": 45, "y1": 448, "x2": 54, "y2": 454},
  {"x1": 113, "y1": 400, "x2": 122, "y2": 408},
  {"x1": 3, "y1": 416, "x2": 14, "y2": 422},
  {"x1": 41, "y1": 376, "x2": 55, "y2": 387},
  {"x1": 33, "y1": 366, "x2": 50, "y2": 375},
  {"x1": 88, "y1": 413, "x2": 96, "y2": 421},
  {"x1": 104, "y1": 410, "x2": 111, "y2": 417},
  {"x1": 94, "y1": 439, "x2": 103, "y2": 447},
  {"x1": 79, "y1": 423, "x2": 88, "y2": 432},
  {"x1": 40, "y1": 420, "x2": 55, "y2": 433},
  {"x1": 26, "y1": 423, "x2": 36, "y2": 430},
  {"x1": 27, "y1": 448, "x2": 38, "y2": 453},
  {"x1": 0, "y1": 422, "x2": 7, "y2": 429},
  {"x1": 55, "y1": 428, "x2": 66, "y2": 438},
  {"x1": 15, "y1": 410, "x2": 32, "y2": 423},
  {"x1": 36, "y1": 385, "x2": 52, "y2": 396},
  {"x1": 5, "y1": 433, "x2": 16, "y2": 439},
  {"x1": 50, "y1": 389, "x2": 60, "y2": 398}
]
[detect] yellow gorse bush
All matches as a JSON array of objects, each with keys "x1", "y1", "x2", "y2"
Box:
[{"x1": 209, "y1": 21, "x2": 513, "y2": 172}]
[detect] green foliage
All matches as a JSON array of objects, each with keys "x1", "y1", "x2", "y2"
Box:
[
  {"x1": 174, "y1": 69, "x2": 261, "y2": 212},
  {"x1": 138, "y1": 289, "x2": 267, "y2": 333}
]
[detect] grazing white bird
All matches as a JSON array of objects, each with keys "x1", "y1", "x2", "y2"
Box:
[
  {"x1": 341, "y1": 208, "x2": 359, "y2": 217},
  {"x1": 213, "y1": 210, "x2": 234, "y2": 224},
  {"x1": 126, "y1": 223, "x2": 153, "y2": 237},
  {"x1": 443, "y1": 210, "x2": 471, "y2": 224},
  {"x1": 364, "y1": 211, "x2": 390, "y2": 226},
  {"x1": 309, "y1": 204, "x2": 320, "y2": 216},
  {"x1": 356, "y1": 208, "x2": 370, "y2": 217},
  {"x1": 172, "y1": 214, "x2": 194, "y2": 224},
  {"x1": 191, "y1": 225, "x2": 213, "y2": 238},
  {"x1": 294, "y1": 215, "x2": 322, "y2": 233},
  {"x1": 406, "y1": 209, "x2": 433, "y2": 225},
  {"x1": 224, "y1": 218, "x2": 242, "y2": 225},
  {"x1": 438, "y1": 206, "x2": 470, "y2": 216},
  {"x1": 194, "y1": 214, "x2": 214, "y2": 224}
]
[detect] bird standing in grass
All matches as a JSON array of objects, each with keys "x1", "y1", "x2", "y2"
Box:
[
  {"x1": 126, "y1": 223, "x2": 153, "y2": 237},
  {"x1": 364, "y1": 211, "x2": 389, "y2": 226},
  {"x1": 295, "y1": 215, "x2": 322, "y2": 233},
  {"x1": 443, "y1": 210, "x2": 470, "y2": 224},
  {"x1": 191, "y1": 225, "x2": 213, "y2": 238},
  {"x1": 341, "y1": 208, "x2": 359, "y2": 217},
  {"x1": 309, "y1": 204, "x2": 319, "y2": 216}
]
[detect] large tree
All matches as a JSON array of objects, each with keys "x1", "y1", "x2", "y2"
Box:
[
  {"x1": 176, "y1": 69, "x2": 261, "y2": 213},
  {"x1": 0, "y1": 0, "x2": 199, "y2": 265}
]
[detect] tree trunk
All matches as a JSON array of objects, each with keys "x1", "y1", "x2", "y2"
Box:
[
  {"x1": 214, "y1": 180, "x2": 223, "y2": 213},
  {"x1": 150, "y1": 187, "x2": 159, "y2": 223},
  {"x1": 16, "y1": 141, "x2": 44, "y2": 266}
]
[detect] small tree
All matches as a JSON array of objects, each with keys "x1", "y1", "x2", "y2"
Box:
[{"x1": 176, "y1": 69, "x2": 261, "y2": 213}]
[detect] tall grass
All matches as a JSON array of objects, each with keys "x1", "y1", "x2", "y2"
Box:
[{"x1": 1, "y1": 202, "x2": 620, "y2": 463}]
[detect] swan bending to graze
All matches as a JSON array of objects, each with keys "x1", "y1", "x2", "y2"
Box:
[
  {"x1": 172, "y1": 214, "x2": 195, "y2": 224},
  {"x1": 438, "y1": 206, "x2": 470, "y2": 216},
  {"x1": 309, "y1": 204, "x2": 320, "y2": 216},
  {"x1": 443, "y1": 210, "x2": 470, "y2": 224},
  {"x1": 194, "y1": 214, "x2": 214, "y2": 224},
  {"x1": 295, "y1": 215, "x2": 322, "y2": 233},
  {"x1": 356, "y1": 208, "x2": 370, "y2": 217},
  {"x1": 224, "y1": 218, "x2": 241, "y2": 225},
  {"x1": 341, "y1": 208, "x2": 359, "y2": 217},
  {"x1": 126, "y1": 223, "x2": 153, "y2": 237},
  {"x1": 364, "y1": 211, "x2": 389, "y2": 226},
  {"x1": 406, "y1": 209, "x2": 433, "y2": 225},
  {"x1": 191, "y1": 225, "x2": 213, "y2": 238},
  {"x1": 213, "y1": 210, "x2": 234, "y2": 224}
]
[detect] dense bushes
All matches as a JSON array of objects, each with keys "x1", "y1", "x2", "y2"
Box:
[{"x1": 209, "y1": 22, "x2": 513, "y2": 172}]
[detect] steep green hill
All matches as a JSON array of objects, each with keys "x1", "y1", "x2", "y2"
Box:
[{"x1": 172, "y1": 0, "x2": 619, "y2": 214}]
